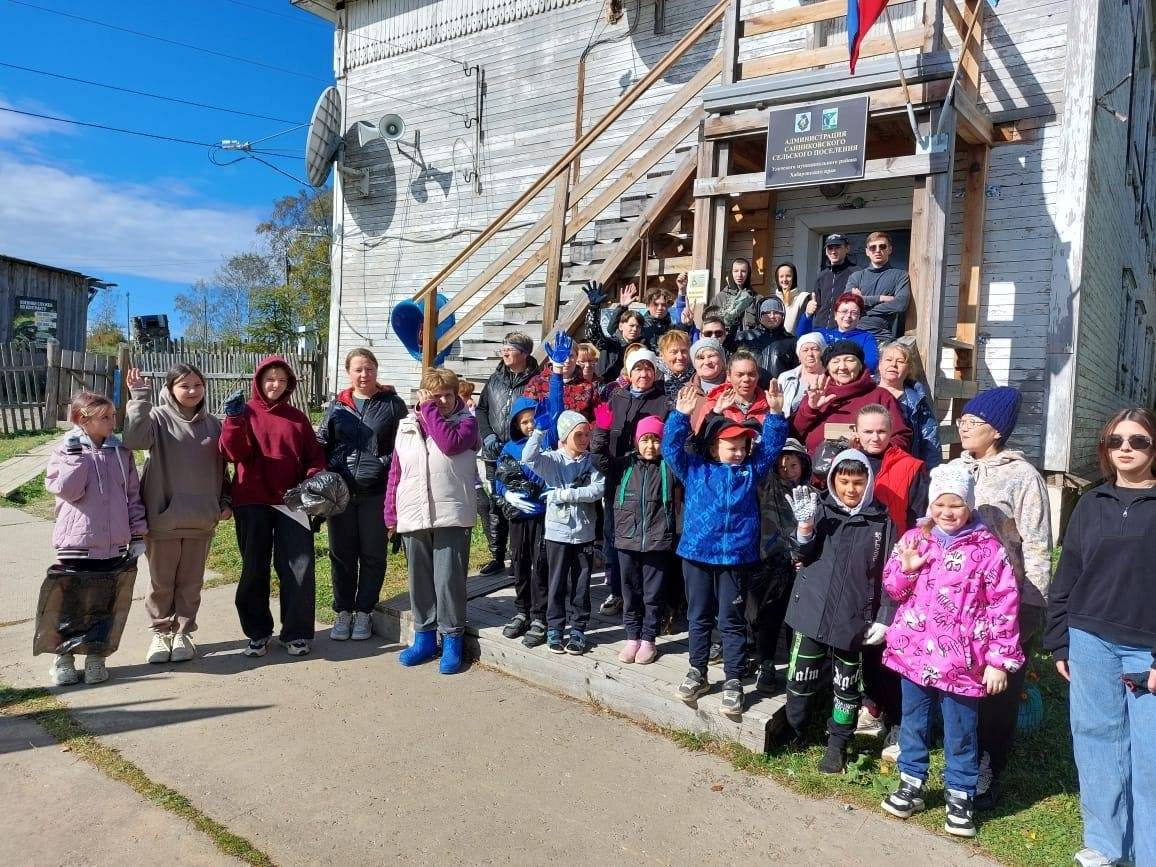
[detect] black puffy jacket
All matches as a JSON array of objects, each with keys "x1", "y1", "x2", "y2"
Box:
[
  {"x1": 609, "y1": 456, "x2": 680, "y2": 553},
  {"x1": 317, "y1": 387, "x2": 408, "y2": 495},
  {"x1": 476, "y1": 358, "x2": 540, "y2": 455},
  {"x1": 736, "y1": 323, "x2": 799, "y2": 381}
]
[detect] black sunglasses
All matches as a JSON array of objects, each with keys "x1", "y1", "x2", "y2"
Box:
[
  {"x1": 701, "y1": 329, "x2": 726, "y2": 337},
  {"x1": 1104, "y1": 434, "x2": 1154, "y2": 450}
]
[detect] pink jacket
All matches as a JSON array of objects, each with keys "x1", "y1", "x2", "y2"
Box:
[
  {"x1": 45, "y1": 431, "x2": 148, "y2": 560},
  {"x1": 882, "y1": 522, "x2": 1024, "y2": 698}
]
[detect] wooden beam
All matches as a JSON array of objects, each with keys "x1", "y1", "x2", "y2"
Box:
[
  {"x1": 751, "y1": 190, "x2": 777, "y2": 288},
  {"x1": 693, "y1": 152, "x2": 949, "y2": 197},
  {"x1": 541, "y1": 174, "x2": 569, "y2": 338},
  {"x1": 411, "y1": 0, "x2": 728, "y2": 306},
  {"x1": 740, "y1": 27, "x2": 926, "y2": 81},
  {"x1": 959, "y1": 0, "x2": 985, "y2": 98},
  {"x1": 741, "y1": 0, "x2": 844, "y2": 39},
  {"x1": 954, "y1": 90, "x2": 993, "y2": 145},
  {"x1": 421, "y1": 286, "x2": 438, "y2": 370},
  {"x1": 935, "y1": 375, "x2": 979, "y2": 400},
  {"x1": 907, "y1": 109, "x2": 958, "y2": 402},
  {"x1": 942, "y1": 0, "x2": 967, "y2": 42},
  {"x1": 691, "y1": 135, "x2": 717, "y2": 273},
  {"x1": 954, "y1": 144, "x2": 990, "y2": 348},
  {"x1": 703, "y1": 80, "x2": 951, "y2": 139},
  {"x1": 709, "y1": 142, "x2": 731, "y2": 284},
  {"x1": 721, "y1": 0, "x2": 741, "y2": 85}
]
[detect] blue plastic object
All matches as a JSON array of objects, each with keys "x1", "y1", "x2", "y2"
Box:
[
  {"x1": 1016, "y1": 682, "x2": 1045, "y2": 733},
  {"x1": 390, "y1": 293, "x2": 457, "y2": 365}
]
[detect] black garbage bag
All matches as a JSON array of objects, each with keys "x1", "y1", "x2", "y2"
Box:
[
  {"x1": 493, "y1": 454, "x2": 544, "y2": 523},
  {"x1": 33, "y1": 557, "x2": 138, "y2": 656},
  {"x1": 810, "y1": 437, "x2": 852, "y2": 486},
  {"x1": 284, "y1": 471, "x2": 350, "y2": 518}
]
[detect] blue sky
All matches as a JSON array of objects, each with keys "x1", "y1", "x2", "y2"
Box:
[{"x1": 0, "y1": 0, "x2": 334, "y2": 335}]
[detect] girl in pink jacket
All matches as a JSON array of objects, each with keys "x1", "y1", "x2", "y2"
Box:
[
  {"x1": 44, "y1": 392, "x2": 147, "y2": 687},
  {"x1": 878, "y1": 463, "x2": 1023, "y2": 840}
]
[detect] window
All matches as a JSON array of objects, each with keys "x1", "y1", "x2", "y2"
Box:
[
  {"x1": 1117, "y1": 269, "x2": 1146, "y2": 398},
  {"x1": 1127, "y1": 4, "x2": 1153, "y2": 215}
]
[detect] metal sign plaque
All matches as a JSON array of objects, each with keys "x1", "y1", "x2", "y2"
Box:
[{"x1": 765, "y1": 96, "x2": 870, "y2": 189}]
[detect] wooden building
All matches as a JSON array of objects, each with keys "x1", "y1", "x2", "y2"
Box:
[
  {"x1": 296, "y1": 0, "x2": 1156, "y2": 516},
  {"x1": 0, "y1": 254, "x2": 96, "y2": 351}
]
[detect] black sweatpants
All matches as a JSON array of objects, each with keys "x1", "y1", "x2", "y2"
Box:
[
  {"x1": 545, "y1": 539, "x2": 592, "y2": 633},
  {"x1": 509, "y1": 515, "x2": 547, "y2": 621},
  {"x1": 326, "y1": 491, "x2": 386, "y2": 614},
  {"x1": 861, "y1": 645, "x2": 903, "y2": 725},
  {"x1": 785, "y1": 633, "x2": 863, "y2": 748},
  {"x1": 234, "y1": 505, "x2": 316, "y2": 642},
  {"x1": 746, "y1": 551, "x2": 795, "y2": 663},
  {"x1": 617, "y1": 549, "x2": 668, "y2": 642},
  {"x1": 979, "y1": 603, "x2": 1044, "y2": 778}
]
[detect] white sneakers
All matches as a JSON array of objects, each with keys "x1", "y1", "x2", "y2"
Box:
[
  {"x1": 331, "y1": 611, "x2": 353, "y2": 641},
  {"x1": 855, "y1": 705, "x2": 886, "y2": 738},
  {"x1": 147, "y1": 632, "x2": 172, "y2": 663},
  {"x1": 331, "y1": 611, "x2": 373, "y2": 641},
  {"x1": 170, "y1": 633, "x2": 196, "y2": 662},
  {"x1": 351, "y1": 612, "x2": 373, "y2": 641},
  {"x1": 83, "y1": 656, "x2": 108, "y2": 684},
  {"x1": 50, "y1": 654, "x2": 79, "y2": 686}
]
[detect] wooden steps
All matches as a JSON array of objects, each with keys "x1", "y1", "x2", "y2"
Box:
[
  {"x1": 0, "y1": 440, "x2": 55, "y2": 497},
  {"x1": 372, "y1": 572, "x2": 787, "y2": 755}
]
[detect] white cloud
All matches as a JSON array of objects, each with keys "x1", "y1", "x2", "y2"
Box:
[
  {"x1": 0, "y1": 154, "x2": 261, "y2": 283},
  {"x1": 0, "y1": 99, "x2": 67, "y2": 141}
]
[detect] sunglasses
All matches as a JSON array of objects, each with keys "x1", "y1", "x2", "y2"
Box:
[
  {"x1": 1105, "y1": 434, "x2": 1154, "y2": 450},
  {"x1": 702, "y1": 329, "x2": 726, "y2": 338},
  {"x1": 867, "y1": 244, "x2": 890, "y2": 252}
]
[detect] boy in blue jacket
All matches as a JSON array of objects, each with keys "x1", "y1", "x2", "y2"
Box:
[
  {"x1": 522, "y1": 410, "x2": 605, "y2": 655},
  {"x1": 664, "y1": 383, "x2": 788, "y2": 719},
  {"x1": 494, "y1": 396, "x2": 548, "y2": 646}
]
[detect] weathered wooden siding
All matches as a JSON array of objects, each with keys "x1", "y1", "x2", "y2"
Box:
[{"x1": 0, "y1": 256, "x2": 91, "y2": 352}]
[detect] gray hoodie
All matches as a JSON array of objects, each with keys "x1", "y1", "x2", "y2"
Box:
[{"x1": 521, "y1": 429, "x2": 605, "y2": 544}]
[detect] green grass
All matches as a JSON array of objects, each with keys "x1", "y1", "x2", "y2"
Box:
[
  {"x1": 668, "y1": 651, "x2": 1080, "y2": 867},
  {"x1": 0, "y1": 430, "x2": 56, "y2": 463},
  {"x1": 0, "y1": 683, "x2": 275, "y2": 867}
]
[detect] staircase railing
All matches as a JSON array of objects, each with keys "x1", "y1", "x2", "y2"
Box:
[{"x1": 413, "y1": 0, "x2": 730, "y2": 367}]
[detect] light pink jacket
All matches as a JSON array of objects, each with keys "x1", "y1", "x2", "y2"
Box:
[
  {"x1": 882, "y1": 522, "x2": 1024, "y2": 698},
  {"x1": 45, "y1": 430, "x2": 148, "y2": 560}
]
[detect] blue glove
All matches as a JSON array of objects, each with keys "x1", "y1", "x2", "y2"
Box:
[
  {"x1": 222, "y1": 389, "x2": 246, "y2": 418},
  {"x1": 544, "y1": 330, "x2": 573, "y2": 366},
  {"x1": 584, "y1": 280, "x2": 608, "y2": 307},
  {"x1": 65, "y1": 435, "x2": 82, "y2": 455},
  {"x1": 534, "y1": 406, "x2": 554, "y2": 433},
  {"x1": 483, "y1": 433, "x2": 500, "y2": 455}
]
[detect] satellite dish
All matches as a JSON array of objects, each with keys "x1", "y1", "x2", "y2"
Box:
[{"x1": 304, "y1": 86, "x2": 342, "y2": 188}]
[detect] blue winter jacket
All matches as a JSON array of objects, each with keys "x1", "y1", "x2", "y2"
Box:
[
  {"x1": 792, "y1": 316, "x2": 880, "y2": 374},
  {"x1": 493, "y1": 396, "x2": 545, "y2": 517},
  {"x1": 663, "y1": 409, "x2": 788, "y2": 565},
  {"x1": 898, "y1": 381, "x2": 941, "y2": 468}
]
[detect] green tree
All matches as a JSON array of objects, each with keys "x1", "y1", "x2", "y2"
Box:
[{"x1": 87, "y1": 285, "x2": 127, "y2": 354}]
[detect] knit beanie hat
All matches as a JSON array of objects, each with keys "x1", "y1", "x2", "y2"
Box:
[
  {"x1": 556, "y1": 410, "x2": 588, "y2": 446},
  {"x1": 624, "y1": 347, "x2": 659, "y2": 374},
  {"x1": 634, "y1": 415, "x2": 665, "y2": 443},
  {"x1": 759, "y1": 296, "x2": 786, "y2": 316},
  {"x1": 928, "y1": 462, "x2": 976, "y2": 511},
  {"x1": 822, "y1": 338, "x2": 865, "y2": 366},
  {"x1": 691, "y1": 336, "x2": 725, "y2": 361},
  {"x1": 961, "y1": 386, "x2": 1021, "y2": 439},
  {"x1": 502, "y1": 333, "x2": 534, "y2": 355},
  {"x1": 796, "y1": 331, "x2": 827, "y2": 353}
]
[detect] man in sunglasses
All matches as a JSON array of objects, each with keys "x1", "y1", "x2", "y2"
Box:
[{"x1": 847, "y1": 231, "x2": 911, "y2": 346}]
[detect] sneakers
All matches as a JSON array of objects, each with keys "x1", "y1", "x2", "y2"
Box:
[
  {"x1": 330, "y1": 611, "x2": 353, "y2": 641},
  {"x1": 676, "y1": 668, "x2": 709, "y2": 704},
  {"x1": 635, "y1": 640, "x2": 658, "y2": 665},
  {"x1": 618, "y1": 639, "x2": 641, "y2": 663},
  {"x1": 351, "y1": 612, "x2": 373, "y2": 641},
  {"x1": 944, "y1": 789, "x2": 977, "y2": 837},
  {"x1": 522, "y1": 620, "x2": 547, "y2": 648},
  {"x1": 547, "y1": 629, "x2": 565, "y2": 654},
  {"x1": 478, "y1": 559, "x2": 505, "y2": 577},
  {"x1": 146, "y1": 632, "x2": 172, "y2": 664},
  {"x1": 974, "y1": 751, "x2": 1001, "y2": 810},
  {"x1": 244, "y1": 637, "x2": 270, "y2": 657},
  {"x1": 881, "y1": 725, "x2": 901, "y2": 763},
  {"x1": 283, "y1": 639, "x2": 311, "y2": 657},
  {"x1": 855, "y1": 704, "x2": 886, "y2": 738},
  {"x1": 84, "y1": 655, "x2": 109, "y2": 684},
  {"x1": 399, "y1": 630, "x2": 439, "y2": 666},
  {"x1": 170, "y1": 633, "x2": 196, "y2": 662},
  {"x1": 565, "y1": 629, "x2": 587, "y2": 655},
  {"x1": 755, "y1": 661, "x2": 779, "y2": 695},
  {"x1": 599, "y1": 595, "x2": 622, "y2": 616},
  {"x1": 708, "y1": 642, "x2": 723, "y2": 665},
  {"x1": 502, "y1": 613, "x2": 530, "y2": 640},
  {"x1": 881, "y1": 772, "x2": 926, "y2": 819},
  {"x1": 1072, "y1": 848, "x2": 1116, "y2": 867},
  {"x1": 818, "y1": 740, "x2": 846, "y2": 774},
  {"x1": 719, "y1": 679, "x2": 744, "y2": 720},
  {"x1": 49, "y1": 654, "x2": 79, "y2": 686}
]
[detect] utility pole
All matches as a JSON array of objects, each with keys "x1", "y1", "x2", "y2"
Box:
[{"x1": 125, "y1": 291, "x2": 131, "y2": 339}]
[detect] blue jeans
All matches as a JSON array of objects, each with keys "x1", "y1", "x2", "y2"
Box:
[
  {"x1": 683, "y1": 559, "x2": 748, "y2": 681},
  {"x1": 898, "y1": 678, "x2": 980, "y2": 795},
  {"x1": 1068, "y1": 627, "x2": 1156, "y2": 864}
]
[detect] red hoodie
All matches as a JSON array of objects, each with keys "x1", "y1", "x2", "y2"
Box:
[{"x1": 218, "y1": 356, "x2": 326, "y2": 507}]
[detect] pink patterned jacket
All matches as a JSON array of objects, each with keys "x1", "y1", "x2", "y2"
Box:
[{"x1": 882, "y1": 522, "x2": 1024, "y2": 698}]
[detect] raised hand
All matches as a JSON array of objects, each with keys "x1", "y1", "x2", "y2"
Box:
[
  {"x1": 593, "y1": 402, "x2": 613, "y2": 431},
  {"x1": 675, "y1": 272, "x2": 688, "y2": 295},
  {"x1": 222, "y1": 389, "x2": 246, "y2": 418},
  {"x1": 805, "y1": 297, "x2": 818, "y2": 316},
  {"x1": 125, "y1": 367, "x2": 148, "y2": 392},
  {"x1": 766, "y1": 378, "x2": 784, "y2": 415},
  {"x1": 712, "y1": 388, "x2": 737, "y2": 415},
  {"x1": 534, "y1": 406, "x2": 554, "y2": 432},
  {"x1": 619, "y1": 282, "x2": 639, "y2": 307},
  {"x1": 65, "y1": 434, "x2": 82, "y2": 455},
  {"x1": 681, "y1": 303, "x2": 695, "y2": 325},
  {"x1": 584, "y1": 280, "x2": 608, "y2": 307},
  {"x1": 674, "y1": 384, "x2": 698, "y2": 416},
  {"x1": 544, "y1": 330, "x2": 573, "y2": 366},
  {"x1": 894, "y1": 536, "x2": 932, "y2": 574},
  {"x1": 788, "y1": 486, "x2": 820, "y2": 525},
  {"x1": 415, "y1": 388, "x2": 432, "y2": 407},
  {"x1": 806, "y1": 376, "x2": 835, "y2": 411}
]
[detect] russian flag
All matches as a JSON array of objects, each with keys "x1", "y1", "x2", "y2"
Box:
[{"x1": 847, "y1": 0, "x2": 890, "y2": 74}]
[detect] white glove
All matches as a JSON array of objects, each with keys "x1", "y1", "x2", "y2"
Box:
[
  {"x1": 788, "y1": 487, "x2": 820, "y2": 524},
  {"x1": 503, "y1": 491, "x2": 538, "y2": 514},
  {"x1": 863, "y1": 622, "x2": 888, "y2": 646},
  {"x1": 129, "y1": 540, "x2": 147, "y2": 559}
]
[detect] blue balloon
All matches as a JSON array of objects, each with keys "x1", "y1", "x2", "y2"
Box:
[{"x1": 390, "y1": 293, "x2": 457, "y2": 365}]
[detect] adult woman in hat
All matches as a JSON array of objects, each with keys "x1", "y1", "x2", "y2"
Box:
[
  {"x1": 951, "y1": 386, "x2": 1052, "y2": 809},
  {"x1": 790, "y1": 338, "x2": 910, "y2": 455},
  {"x1": 778, "y1": 332, "x2": 827, "y2": 419}
]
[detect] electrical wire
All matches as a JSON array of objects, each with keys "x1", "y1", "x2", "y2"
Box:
[
  {"x1": 3, "y1": 0, "x2": 472, "y2": 121},
  {"x1": 0, "y1": 60, "x2": 301, "y2": 124},
  {"x1": 0, "y1": 105, "x2": 218, "y2": 148}
]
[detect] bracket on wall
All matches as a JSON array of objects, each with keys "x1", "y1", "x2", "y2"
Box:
[
  {"x1": 462, "y1": 64, "x2": 486, "y2": 194},
  {"x1": 654, "y1": 0, "x2": 665, "y2": 33}
]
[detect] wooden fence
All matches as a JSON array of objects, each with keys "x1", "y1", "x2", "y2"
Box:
[
  {"x1": 0, "y1": 343, "x2": 48, "y2": 434},
  {"x1": 42, "y1": 341, "x2": 119, "y2": 431}
]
